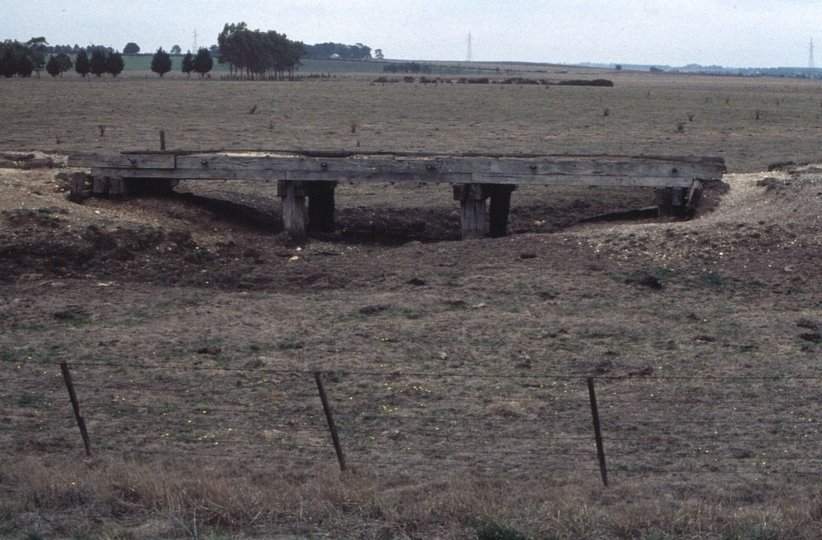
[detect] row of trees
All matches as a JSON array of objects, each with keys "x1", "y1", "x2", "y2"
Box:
[
  {"x1": 181, "y1": 49, "x2": 214, "y2": 77},
  {"x1": 81, "y1": 48, "x2": 124, "y2": 77},
  {"x1": 217, "y1": 23, "x2": 304, "y2": 79},
  {"x1": 42, "y1": 43, "x2": 118, "y2": 55},
  {"x1": 45, "y1": 48, "x2": 125, "y2": 78},
  {"x1": 0, "y1": 38, "x2": 48, "y2": 77},
  {"x1": 41, "y1": 42, "x2": 222, "y2": 58},
  {"x1": 148, "y1": 47, "x2": 213, "y2": 77},
  {"x1": 0, "y1": 38, "x2": 124, "y2": 78},
  {"x1": 3, "y1": 30, "x2": 375, "y2": 80}
]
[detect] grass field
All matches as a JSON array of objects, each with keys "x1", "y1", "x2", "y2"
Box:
[
  {"x1": 2, "y1": 70, "x2": 822, "y2": 539},
  {"x1": 117, "y1": 55, "x2": 515, "y2": 75},
  {"x1": 5, "y1": 71, "x2": 822, "y2": 172}
]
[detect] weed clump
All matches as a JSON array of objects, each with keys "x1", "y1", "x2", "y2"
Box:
[{"x1": 476, "y1": 523, "x2": 534, "y2": 540}]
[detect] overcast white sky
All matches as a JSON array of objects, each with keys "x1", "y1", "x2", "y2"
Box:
[{"x1": 3, "y1": 0, "x2": 820, "y2": 67}]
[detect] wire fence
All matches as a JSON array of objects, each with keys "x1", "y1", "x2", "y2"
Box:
[{"x1": 2, "y1": 358, "x2": 821, "y2": 482}]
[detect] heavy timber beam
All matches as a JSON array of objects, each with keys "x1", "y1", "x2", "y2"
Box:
[
  {"x1": 304, "y1": 181, "x2": 337, "y2": 233},
  {"x1": 278, "y1": 180, "x2": 307, "y2": 242},
  {"x1": 67, "y1": 152, "x2": 725, "y2": 186},
  {"x1": 454, "y1": 184, "x2": 488, "y2": 238}
]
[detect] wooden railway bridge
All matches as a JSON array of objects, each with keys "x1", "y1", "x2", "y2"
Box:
[{"x1": 67, "y1": 150, "x2": 725, "y2": 241}]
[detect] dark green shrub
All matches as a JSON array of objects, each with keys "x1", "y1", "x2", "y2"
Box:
[
  {"x1": 74, "y1": 50, "x2": 90, "y2": 77},
  {"x1": 151, "y1": 47, "x2": 172, "y2": 77}
]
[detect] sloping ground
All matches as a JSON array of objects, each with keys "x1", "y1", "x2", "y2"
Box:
[
  {"x1": 2, "y1": 162, "x2": 822, "y2": 539},
  {"x1": 580, "y1": 167, "x2": 822, "y2": 286}
]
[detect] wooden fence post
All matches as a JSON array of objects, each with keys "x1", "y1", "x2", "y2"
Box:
[
  {"x1": 60, "y1": 361, "x2": 92, "y2": 457},
  {"x1": 587, "y1": 376, "x2": 608, "y2": 486},
  {"x1": 314, "y1": 372, "x2": 346, "y2": 471}
]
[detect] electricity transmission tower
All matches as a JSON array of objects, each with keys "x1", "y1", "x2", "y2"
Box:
[
  {"x1": 193, "y1": 29, "x2": 198, "y2": 53},
  {"x1": 810, "y1": 38, "x2": 815, "y2": 70},
  {"x1": 467, "y1": 32, "x2": 473, "y2": 63}
]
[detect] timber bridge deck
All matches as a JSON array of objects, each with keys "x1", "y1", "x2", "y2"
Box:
[{"x1": 67, "y1": 150, "x2": 726, "y2": 241}]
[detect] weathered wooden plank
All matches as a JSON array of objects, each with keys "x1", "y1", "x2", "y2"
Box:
[
  {"x1": 119, "y1": 148, "x2": 722, "y2": 163},
  {"x1": 175, "y1": 155, "x2": 445, "y2": 174},
  {"x1": 68, "y1": 153, "x2": 176, "y2": 169},
  {"x1": 283, "y1": 171, "x2": 472, "y2": 184},
  {"x1": 87, "y1": 166, "x2": 695, "y2": 188},
  {"x1": 86, "y1": 153, "x2": 724, "y2": 183},
  {"x1": 66, "y1": 153, "x2": 98, "y2": 168},
  {"x1": 88, "y1": 168, "x2": 287, "y2": 181},
  {"x1": 471, "y1": 173, "x2": 695, "y2": 188},
  {"x1": 439, "y1": 156, "x2": 724, "y2": 179}
]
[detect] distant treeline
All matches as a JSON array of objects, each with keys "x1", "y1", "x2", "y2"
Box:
[
  {"x1": 2, "y1": 29, "x2": 379, "y2": 79},
  {"x1": 303, "y1": 42, "x2": 372, "y2": 60}
]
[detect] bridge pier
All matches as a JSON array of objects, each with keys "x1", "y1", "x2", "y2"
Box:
[
  {"x1": 278, "y1": 180, "x2": 338, "y2": 242},
  {"x1": 305, "y1": 181, "x2": 337, "y2": 233},
  {"x1": 278, "y1": 180, "x2": 307, "y2": 242},
  {"x1": 454, "y1": 184, "x2": 487, "y2": 238},
  {"x1": 657, "y1": 187, "x2": 687, "y2": 217},
  {"x1": 486, "y1": 184, "x2": 517, "y2": 238},
  {"x1": 454, "y1": 183, "x2": 517, "y2": 238}
]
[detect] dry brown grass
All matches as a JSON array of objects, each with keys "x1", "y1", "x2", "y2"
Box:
[{"x1": 6, "y1": 456, "x2": 822, "y2": 538}]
